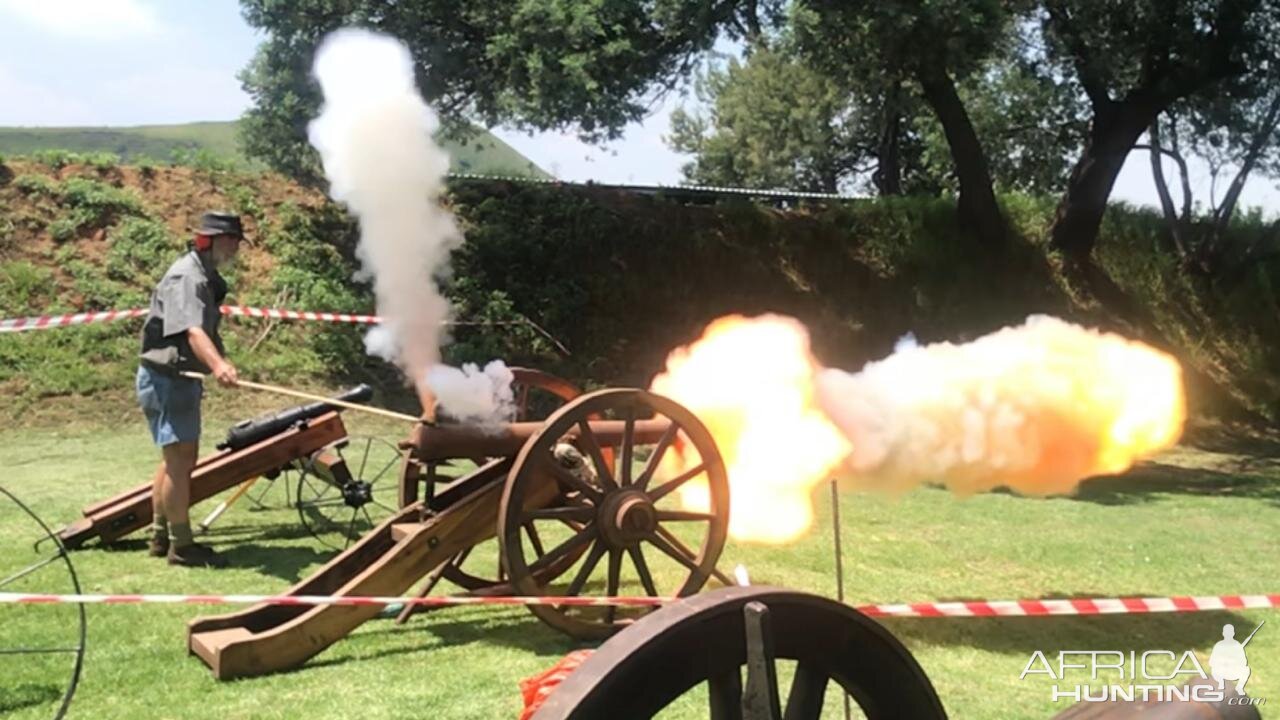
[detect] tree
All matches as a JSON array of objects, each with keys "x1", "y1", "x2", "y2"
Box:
[
  {"x1": 793, "y1": 0, "x2": 1015, "y2": 244},
  {"x1": 666, "y1": 44, "x2": 933, "y2": 194},
  {"x1": 1040, "y1": 0, "x2": 1280, "y2": 262},
  {"x1": 238, "y1": 0, "x2": 757, "y2": 181},
  {"x1": 1147, "y1": 79, "x2": 1280, "y2": 271}
]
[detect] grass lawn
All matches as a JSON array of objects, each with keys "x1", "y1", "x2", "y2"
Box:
[{"x1": 1, "y1": 410, "x2": 1277, "y2": 719}]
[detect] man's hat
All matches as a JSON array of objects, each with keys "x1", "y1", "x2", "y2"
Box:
[{"x1": 194, "y1": 211, "x2": 245, "y2": 240}]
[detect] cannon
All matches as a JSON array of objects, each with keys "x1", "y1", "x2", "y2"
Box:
[
  {"x1": 54, "y1": 385, "x2": 383, "y2": 549},
  {"x1": 187, "y1": 382, "x2": 734, "y2": 680}
]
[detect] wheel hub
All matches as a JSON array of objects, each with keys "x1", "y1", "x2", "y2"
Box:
[
  {"x1": 341, "y1": 480, "x2": 373, "y2": 508},
  {"x1": 599, "y1": 490, "x2": 657, "y2": 548}
]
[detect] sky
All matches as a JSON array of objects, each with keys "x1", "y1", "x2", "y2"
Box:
[{"x1": 0, "y1": 0, "x2": 1275, "y2": 214}]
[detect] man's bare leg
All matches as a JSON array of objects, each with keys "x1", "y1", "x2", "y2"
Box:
[
  {"x1": 148, "y1": 462, "x2": 170, "y2": 556},
  {"x1": 158, "y1": 440, "x2": 226, "y2": 566}
]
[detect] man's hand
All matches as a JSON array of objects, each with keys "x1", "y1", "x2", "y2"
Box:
[{"x1": 213, "y1": 360, "x2": 239, "y2": 388}]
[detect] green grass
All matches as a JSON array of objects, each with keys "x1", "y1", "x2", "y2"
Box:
[
  {"x1": 0, "y1": 122, "x2": 551, "y2": 178},
  {"x1": 0, "y1": 413, "x2": 1277, "y2": 719}
]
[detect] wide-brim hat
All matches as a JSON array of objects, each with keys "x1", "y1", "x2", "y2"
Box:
[{"x1": 192, "y1": 211, "x2": 247, "y2": 241}]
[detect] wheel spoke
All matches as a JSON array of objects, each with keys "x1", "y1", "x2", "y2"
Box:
[
  {"x1": 357, "y1": 438, "x2": 372, "y2": 480},
  {"x1": 604, "y1": 548, "x2": 622, "y2": 624},
  {"x1": 782, "y1": 661, "x2": 829, "y2": 720},
  {"x1": 524, "y1": 521, "x2": 546, "y2": 557},
  {"x1": 528, "y1": 522, "x2": 597, "y2": 576},
  {"x1": 634, "y1": 421, "x2": 679, "y2": 492},
  {"x1": 708, "y1": 668, "x2": 744, "y2": 720},
  {"x1": 565, "y1": 541, "x2": 607, "y2": 597},
  {"x1": 619, "y1": 405, "x2": 636, "y2": 486},
  {"x1": 345, "y1": 507, "x2": 359, "y2": 539},
  {"x1": 523, "y1": 505, "x2": 595, "y2": 524},
  {"x1": 517, "y1": 383, "x2": 531, "y2": 421},
  {"x1": 0, "y1": 554, "x2": 62, "y2": 590},
  {"x1": 367, "y1": 453, "x2": 400, "y2": 483},
  {"x1": 576, "y1": 419, "x2": 617, "y2": 491},
  {"x1": 627, "y1": 545, "x2": 659, "y2": 597},
  {"x1": 654, "y1": 509, "x2": 715, "y2": 522},
  {"x1": 648, "y1": 463, "x2": 707, "y2": 503},
  {"x1": 545, "y1": 455, "x2": 603, "y2": 501},
  {"x1": 0, "y1": 647, "x2": 81, "y2": 655},
  {"x1": 646, "y1": 529, "x2": 701, "y2": 574}
]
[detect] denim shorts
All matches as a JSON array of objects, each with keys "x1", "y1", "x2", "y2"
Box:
[{"x1": 136, "y1": 365, "x2": 203, "y2": 446}]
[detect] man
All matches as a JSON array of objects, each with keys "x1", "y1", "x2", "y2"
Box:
[{"x1": 136, "y1": 211, "x2": 242, "y2": 567}]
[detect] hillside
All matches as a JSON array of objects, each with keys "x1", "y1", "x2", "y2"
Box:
[
  {"x1": 0, "y1": 121, "x2": 550, "y2": 178},
  {"x1": 1, "y1": 155, "x2": 1278, "y2": 432}
]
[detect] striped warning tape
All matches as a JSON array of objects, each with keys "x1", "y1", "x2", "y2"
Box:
[
  {"x1": 3, "y1": 592, "x2": 1277, "y2": 617},
  {"x1": 1, "y1": 305, "x2": 534, "y2": 332}
]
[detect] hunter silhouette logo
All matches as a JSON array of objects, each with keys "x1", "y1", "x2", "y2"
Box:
[{"x1": 1210, "y1": 621, "x2": 1263, "y2": 694}]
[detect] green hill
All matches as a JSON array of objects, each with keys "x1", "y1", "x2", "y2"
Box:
[{"x1": 0, "y1": 121, "x2": 550, "y2": 178}]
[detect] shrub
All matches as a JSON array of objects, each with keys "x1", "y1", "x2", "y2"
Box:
[
  {"x1": 105, "y1": 218, "x2": 179, "y2": 285},
  {"x1": 31, "y1": 149, "x2": 82, "y2": 170},
  {"x1": 12, "y1": 174, "x2": 57, "y2": 196}
]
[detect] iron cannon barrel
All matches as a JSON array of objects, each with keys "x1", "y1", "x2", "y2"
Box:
[
  {"x1": 217, "y1": 384, "x2": 374, "y2": 451},
  {"x1": 408, "y1": 418, "x2": 672, "y2": 462}
]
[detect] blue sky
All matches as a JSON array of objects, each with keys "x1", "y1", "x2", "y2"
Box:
[{"x1": 0, "y1": 0, "x2": 1275, "y2": 213}]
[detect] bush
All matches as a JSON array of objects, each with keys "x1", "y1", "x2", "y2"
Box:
[
  {"x1": 105, "y1": 218, "x2": 180, "y2": 286},
  {"x1": 31, "y1": 149, "x2": 82, "y2": 170},
  {"x1": 12, "y1": 174, "x2": 57, "y2": 196},
  {"x1": 0, "y1": 261, "x2": 56, "y2": 315},
  {"x1": 83, "y1": 152, "x2": 120, "y2": 171}
]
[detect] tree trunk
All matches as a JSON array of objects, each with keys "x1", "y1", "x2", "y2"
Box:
[
  {"x1": 915, "y1": 65, "x2": 1006, "y2": 246},
  {"x1": 1049, "y1": 103, "x2": 1154, "y2": 261},
  {"x1": 873, "y1": 80, "x2": 904, "y2": 196},
  {"x1": 1146, "y1": 117, "x2": 1188, "y2": 257},
  {"x1": 1213, "y1": 90, "x2": 1280, "y2": 235}
]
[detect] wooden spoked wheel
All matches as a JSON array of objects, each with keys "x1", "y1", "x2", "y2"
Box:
[
  {"x1": 499, "y1": 388, "x2": 730, "y2": 640},
  {"x1": 529, "y1": 587, "x2": 946, "y2": 720}
]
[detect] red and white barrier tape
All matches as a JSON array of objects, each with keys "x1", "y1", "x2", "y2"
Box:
[
  {"x1": 3, "y1": 592, "x2": 1277, "y2": 617},
  {"x1": 0, "y1": 308, "x2": 150, "y2": 333},
  {"x1": 0, "y1": 305, "x2": 539, "y2": 333},
  {"x1": 0, "y1": 306, "x2": 378, "y2": 333}
]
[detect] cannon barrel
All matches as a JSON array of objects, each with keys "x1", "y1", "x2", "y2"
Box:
[
  {"x1": 406, "y1": 419, "x2": 672, "y2": 462},
  {"x1": 217, "y1": 384, "x2": 374, "y2": 451}
]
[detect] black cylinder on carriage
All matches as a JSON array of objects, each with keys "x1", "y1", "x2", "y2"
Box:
[{"x1": 216, "y1": 384, "x2": 374, "y2": 451}]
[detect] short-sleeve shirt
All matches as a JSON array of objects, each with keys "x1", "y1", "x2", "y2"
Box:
[{"x1": 138, "y1": 251, "x2": 228, "y2": 374}]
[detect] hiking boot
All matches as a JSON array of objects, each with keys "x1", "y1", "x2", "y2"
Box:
[
  {"x1": 147, "y1": 532, "x2": 170, "y2": 558},
  {"x1": 167, "y1": 542, "x2": 228, "y2": 568}
]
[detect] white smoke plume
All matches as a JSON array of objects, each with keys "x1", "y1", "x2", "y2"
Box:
[
  {"x1": 426, "y1": 360, "x2": 516, "y2": 425},
  {"x1": 307, "y1": 28, "x2": 459, "y2": 406}
]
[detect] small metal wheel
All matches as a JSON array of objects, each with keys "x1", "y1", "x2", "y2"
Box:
[
  {"x1": 530, "y1": 586, "x2": 947, "y2": 720},
  {"x1": 499, "y1": 388, "x2": 730, "y2": 640},
  {"x1": 0, "y1": 485, "x2": 85, "y2": 720},
  {"x1": 296, "y1": 435, "x2": 403, "y2": 550}
]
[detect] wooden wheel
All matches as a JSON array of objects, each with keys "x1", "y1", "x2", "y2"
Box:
[
  {"x1": 499, "y1": 388, "x2": 730, "y2": 640},
  {"x1": 530, "y1": 586, "x2": 946, "y2": 720}
]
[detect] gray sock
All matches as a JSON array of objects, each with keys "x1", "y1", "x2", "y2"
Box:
[{"x1": 168, "y1": 522, "x2": 194, "y2": 548}]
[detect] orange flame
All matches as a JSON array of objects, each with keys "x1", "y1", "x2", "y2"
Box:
[
  {"x1": 649, "y1": 315, "x2": 850, "y2": 544},
  {"x1": 650, "y1": 314, "x2": 1186, "y2": 545}
]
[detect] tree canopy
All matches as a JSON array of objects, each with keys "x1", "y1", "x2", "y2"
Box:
[{"x1": 238, "y1": 0, "x2": 1280, "y2": 265}]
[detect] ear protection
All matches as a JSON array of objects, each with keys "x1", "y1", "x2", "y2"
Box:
[{"x1": 194, "y1": 234, "x2": 213, "y2": 251}]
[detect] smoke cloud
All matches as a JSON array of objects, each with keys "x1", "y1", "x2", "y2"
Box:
[
  {"x1": 307, "y1": 28, "x2": 459, "y2": 404},
  {"x1": 426, "y1": 360, "x2": 517, "y2": 425}
]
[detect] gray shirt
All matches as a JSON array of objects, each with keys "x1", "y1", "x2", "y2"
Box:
[{"x1": 138, "y1": 251, "x2": 227, "y2": 374}]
